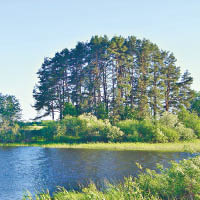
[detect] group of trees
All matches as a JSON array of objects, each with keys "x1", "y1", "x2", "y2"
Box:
[
  {"x1": 33, "y1": 35, "x2": 194, "y2": 121},
  {"x1": 0, "y1": 93, "x2": 21, "y2": 141},
  {"x1": 0, "y1": 93, "x2": 21, "y2": 123},
  {"x1": 0, "y1": 35, "x2": 200, "y2": 143}
]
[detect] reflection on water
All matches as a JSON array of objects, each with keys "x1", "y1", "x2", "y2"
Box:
[{"x1": 0, "y1": 147, "x2": 197, "y2": 200}]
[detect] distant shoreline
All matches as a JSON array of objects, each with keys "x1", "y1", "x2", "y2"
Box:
[{"x1": 1, "y1": 140, "x2": 200, "y2": 152}]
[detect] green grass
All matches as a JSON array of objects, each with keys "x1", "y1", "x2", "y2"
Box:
[{"x1": 1, "y1": 139, "x2": 200, "y2": 152}]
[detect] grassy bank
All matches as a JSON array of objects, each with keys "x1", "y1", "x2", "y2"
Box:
[
  {"x1": 1, "y1": 139, "x2": 200, "y2": 152},
  {"x1": 24, "y1": 156, "x2": 200, "y2": 200}
]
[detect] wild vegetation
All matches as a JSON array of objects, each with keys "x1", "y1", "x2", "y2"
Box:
[
  {"x1": 0, "y1": 108, "x2": 200, "y2": 145},
  {"x1": 24, "y1": 155, "x2": 200, "y2": 200},
  {"x1": 0, "y1": 35, "x2": 200, "y2": 200},
  {"x1": 33, "y1": 35, "x2": 195, "y2": 122},
  {"x1": 0, "y1": 35, "x2": 200, "y2": 145},
  {"x1": 0, "y1": 93, "x2": 22, "y2": 142}
]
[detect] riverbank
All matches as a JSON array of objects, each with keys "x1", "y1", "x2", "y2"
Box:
[
  {"x1": 24, "y1": 156, "x2": 200, "y2": 200},
  {"x1": 1, "y1": 139, "x2": 200, "y2": 152}
]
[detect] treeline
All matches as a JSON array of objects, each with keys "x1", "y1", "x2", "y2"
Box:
[
  {"x1": 35, "y1": 108, "x2": 200, "y2": 143},
  {"x1": 33, "y1": 35, "x2": 194, "y2": 121},
  {"x1": 6, "y1": 108, "x2": 199, "y2": 144}
]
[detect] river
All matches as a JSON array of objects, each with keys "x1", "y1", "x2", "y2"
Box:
[{"x1": 0, "y1": 146, "x2": 197, "y2": 200}]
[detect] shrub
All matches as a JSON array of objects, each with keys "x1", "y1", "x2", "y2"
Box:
[
  {"x1": 41, "y1": 121, "x2": 57, "y2": 140},
  {"x1": 55, "y1": 114, "x2": 124, "y2": 142},
  {"x1": 116, "y1": 120, "x2": 140, "y2": 142},
  {"x1": 137, "y1": 120, "x2": 157, "y2": 142},
  {"x1": 117, "y1": 119, "x2": 168, "y2": 143},
  {"x1": 159, "y1": 126, "x2": 180, "y2": 142},
  {"x1": 178, "y1": 108, "x2": 200, "y2": 138},
  {"x1": 102, "y1": 120, "x2": 124, "y2": 141},
  {"x1": 61, "y1": 115, "x2": 87, "y2": 137},
  {"x1": 175, "y1": 123, "x2": 196, "y2": 141},
  {"x1": 159, "y1": 112, "x2": 178, "y2": 128},
  {"x1": 0, "y1": 122, "x2": 21, "y2": 142},
  {"x1": 116, "y1": 120, "x2": 139, "y2": 135}
]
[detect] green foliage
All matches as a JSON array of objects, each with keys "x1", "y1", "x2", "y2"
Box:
[
  {"x1": 159, "y1": 126, "x2": 180, "y2": 142},
  {"x1": 63, "y1": 102, "x2": 77, "y2": 117},
  {"x1": 1, "y1": 111, "x2": 198, "y2": 143},
  {"x1": 116, "y1": 111, "x2": 197, "y2": 143},
  {"x1": 0, "y1": 93, "x2": 22, "y2": 142},
  {"x1": 95, "y1": 103, "x2": 108, "y2": 119},
  {"x1": 175, "y1": 123, "x2": 196, "y2": 141},
  {"x1": 33, "y1": 35, "x2": 193, "y2": 121},
  {"x1": 137, "y1": 120, "x2": 155, "y2": 142},
  {"x1": 117, "y1": 119, "x2": 167, "y2": 143},
  {"x1": 60, "y1": 115, "x2": 87, "y2": 137},
  {"x1": 54, "y1": 114, "x2": 124, "y2": 142},
  {"x1": 159, "y1": 112, "x2": 178, "y2": 128},
  {"x1": 0, "y1": 122, "x2": 21, "y2": 142},
  {"x1": 178, "y1": 108, "x2": 200, "y2": 138},
  {"x1": 116, "y1": 120, "x2": 139, "y2": 142},
  {"x1": 191, "y1": 91, "x2": 200, "y2": 116},
  {"x1": 24, "y1": 156, "x2": 200, "y2": 200},
  {"x1": 0, "y1": 93, "x2": 21, "y2": 122}
]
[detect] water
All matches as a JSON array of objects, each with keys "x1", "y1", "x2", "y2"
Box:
[{"x1": 0, "y1": 147, "x2": 197, "y2": 200}]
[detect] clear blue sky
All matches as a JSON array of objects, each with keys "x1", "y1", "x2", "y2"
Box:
[{"x1": 0, "y1": 0, "x2": 199, "y2": 120}]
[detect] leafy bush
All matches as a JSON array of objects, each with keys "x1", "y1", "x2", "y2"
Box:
[
  {"x1": 178, "y1": 108, "x2": 200, "y2": 138},
  {"x1": 159, "y1": 126, "x2": 180, "y2": 142},
  {"x1": 159, "y1": 112, "x2": 178, "y2": 128},
  {"x1": 41, "y1": 121, "x2": 57, "y2": 140},
  {"x1": 55, "y1": 114, "x2": 124, "y2": 142},
  {"x1": 175, "y1": 123, "x2": 196, "y2": 141},
  {"x1": 117, "y1": 119, "x2": 173, "y2": 143},
  {"x1": 137, "y1": 120, "x2": 165, "y2": 142},
  {"x1": 136, "y1": 156, "x2": 200, "y2": 199},
  {"x1": 0, "y1": 122, "x2": 21, "y2": 142},
  {"x1": 60, "y1": 115, "x2": 87, "y2": 137},
  {"x1": 116, "y1": 120, "x2": 140, "y2": 142}
]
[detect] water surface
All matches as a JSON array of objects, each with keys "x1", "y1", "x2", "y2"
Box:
[{"x1": 0, "y1": 146, "x2": 197, "y2": 200}]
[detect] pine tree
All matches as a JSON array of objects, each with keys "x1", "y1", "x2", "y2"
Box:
[
  {"x1": 162, "y1": 52, "x2": 181, "y2": 113},
  {"x1": 69, "y1": 42, "x2": 87, "y2": 114},
  {"x1": 33, "y1": 35, "x2": 195, "y2": 121},
  {"x1": 135, "y1": 39, "x2": 152, "y2": 119},
  {"x1": 179, "y1": 70, "x2": 195, "y2": 109},
  {"x1": 108, "y1": 36, "x2": 132, "y2": 121},
  {"x1": 148, "y1": 45, "x2": 165, "y2": 118},
  {"x1": 33, "y1": 57, "x2": 57, "y2": 120}
]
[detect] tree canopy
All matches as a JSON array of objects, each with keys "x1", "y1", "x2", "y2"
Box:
[
  {"x1": 0, "y1": 93, "x2": 21, "y2": 123},
  {"x1": 33, "y1": 35, "x2": 195, "y2": 121}
]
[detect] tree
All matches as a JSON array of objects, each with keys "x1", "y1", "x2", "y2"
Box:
[
  {"x1": 63, "y1": 102, "x2": 77, "y2": 117},
  {"x1": 148, "y1": 45, "x2": 165, "y2": 118},
  {"x1": 162, "y1": 52, "x2": 181, "y2": 112},
  {"x1": 33, "y1": 35, "x2": 194, "y2": 121},
  {"x1": 135, "y1": 39, "x2": 152, "y2": 119},
  {"x1": 33, "y1": 57, "x2": 57, "y2": 120},
  {"x1": 178, "y1": 70, "x2": 195, "y2": 109},
  {"x1": 191, "y1": 91, "x2": 200, "y2": 116},
  {"x1": 0, "y1": 93, "x2": 21, "y2": 123},
  {"x1": 108, "y1": 36, "x2": 132, "y2": 121}
]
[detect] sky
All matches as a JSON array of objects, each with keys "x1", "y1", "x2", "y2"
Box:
[{"x1": 0, "y1": 0, "x2": 200, "y2": 120}]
